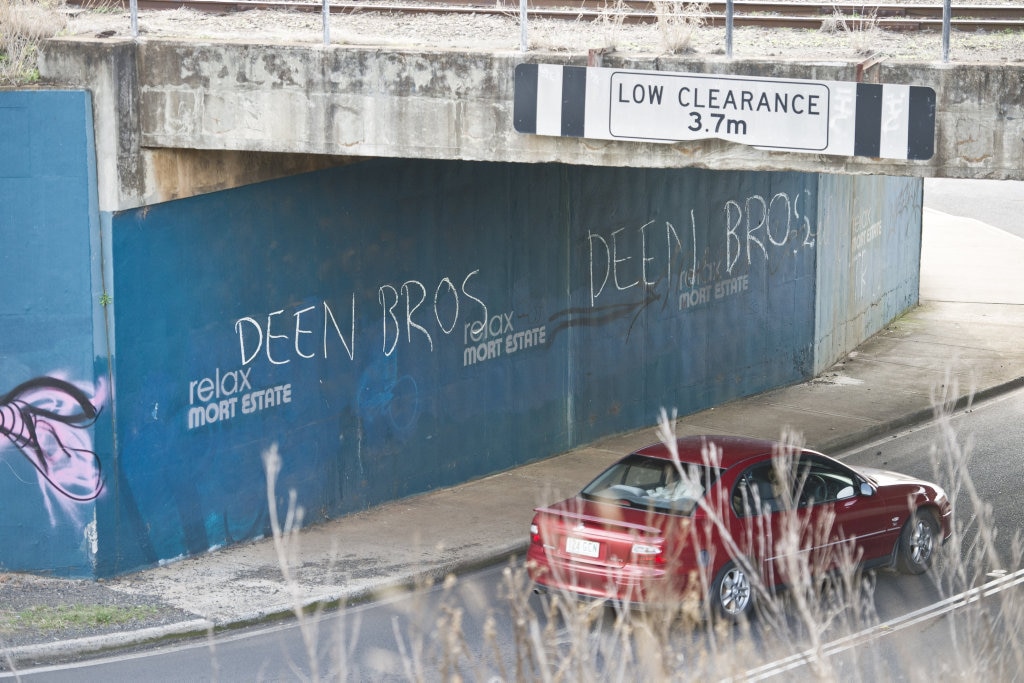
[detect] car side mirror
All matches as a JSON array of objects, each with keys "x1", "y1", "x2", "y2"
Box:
[{"x1": 859, "y1": 481, "x2": 875, "y2": 497}]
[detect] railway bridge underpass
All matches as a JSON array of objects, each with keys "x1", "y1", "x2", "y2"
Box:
[{"x1": 0, "y1": 35, "x2": 1021, "y2": 576}]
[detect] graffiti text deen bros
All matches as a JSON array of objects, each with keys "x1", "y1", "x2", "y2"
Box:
[
  {"x1": 588, "y1": 191, "x2": 814, "y2": 311},
  {"x1": 187, "y1": 270, "x2": 547, "y2": 428}
]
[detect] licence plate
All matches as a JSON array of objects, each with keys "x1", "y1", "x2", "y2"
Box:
[{"x1": 565, "y1": 536, "x2": 600, "y2": 558}]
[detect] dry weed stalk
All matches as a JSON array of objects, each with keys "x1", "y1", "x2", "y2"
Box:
[
  {"x1": 653, "y1": 0, "x2": 705, "y2": 54},
  {"x1": 263, "y1": 442, "x2": 324, "y2": 682},
  {"x1": 594, "y1": 0, "x2": 628, "y2": 52},
  {"x1": 820, "y1": 6, "x2": 882, "y2": 56},
  {"x1": 926, "y1": 375, "x2": 1024, "y2": 679}
]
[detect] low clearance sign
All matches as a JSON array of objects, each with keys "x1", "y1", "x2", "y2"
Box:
[{"x1": 513, "y1": 64, "x2": 936, "y2": 161}]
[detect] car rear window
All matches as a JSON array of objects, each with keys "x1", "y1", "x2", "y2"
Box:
[{"x1": 580, "y1": 454, "x2": 721, "y2": 516}]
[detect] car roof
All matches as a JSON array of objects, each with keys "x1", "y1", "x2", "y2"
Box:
[{"x1": 632, "y1": 435, "x2": 804, "y2": 470}]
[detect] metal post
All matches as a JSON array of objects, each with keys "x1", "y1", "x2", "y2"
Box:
[
  {"x1": 942, "y1": 0, "x2": 951, "y2": 63},
  {"x1": 520, "y1": 0, "x2": 528, "y2": 53},
  {"x1": 130, "y1": 0, "x2": 138, "y2": 38},
  {"x1": 322, "y1": 0, "x2": 330, "y2": 46},
  {"x1": 725, "y1": 0, "x2": 733, "y2": 59}
]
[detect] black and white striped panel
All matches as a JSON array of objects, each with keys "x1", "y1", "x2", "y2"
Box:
[
  {"x1": 850, "y1": 82, "x2": 936, "y2": 160},
  {"x1": 514, "y1": 63, "x2": 588, "y2": 139},
  {"x1": 513, "y1": 63, "x2": 936, "y2": 161}
]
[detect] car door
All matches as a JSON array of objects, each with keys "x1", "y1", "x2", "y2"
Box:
[
  {"x1": 730, "y1": 461, "x2": 813, "y2": 588},
  {"x1": 793, "y1": 455, "x2": 895, "y2": 568}
]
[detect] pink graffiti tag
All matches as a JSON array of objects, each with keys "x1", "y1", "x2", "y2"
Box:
[{"x1": 0, "y1": 376, "x2": 105, "y2": 503}]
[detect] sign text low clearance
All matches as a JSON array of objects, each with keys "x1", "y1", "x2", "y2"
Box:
[{"x1": 609, "y1": 71, "x2": 831, "y2": 150}]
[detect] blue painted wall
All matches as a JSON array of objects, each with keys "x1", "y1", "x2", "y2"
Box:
[
  {"x1": 98, "y1": 160, "x2": 820, "y2": 574},
  {"x1": 814, "y1": 174, "x2": 923, "y2": 371},
  {"x1": 0, "y1": 91, "x2": 107, "y2": 577},
  {"x1": 1, "y1": 92, "x2": 922, "y2": 577}
]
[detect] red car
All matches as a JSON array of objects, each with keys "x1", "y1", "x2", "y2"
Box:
[{"x1": 527, "y1": 435, "x2": 952, "y2": 619}]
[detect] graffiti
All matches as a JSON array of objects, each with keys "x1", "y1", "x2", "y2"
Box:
[
  {"x1": 235, "y1": 295, "x2": 357, "y2": 366},
  {"x1": 0, "y1": 376, "x2": 105, "y2": 524},
  {"x1": 587, "y1": 190, "x2": 815, "y2": 317},
  {"x1": 546, "y1": 287, "x2": 662, "y2": 345},
  {"x1": 235, "y1": 270, "x2": 491, "y2": 368},
  {"x1": 725, "y1": 192, "x2": 815, "y2": 274},
  {"x1": 379, "y1": 270, "x2": 488, "y2": 357}
]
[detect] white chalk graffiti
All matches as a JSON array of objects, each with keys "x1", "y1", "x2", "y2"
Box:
[
  {"x1": 379, "y1": 270, "x2": 488, "y2": 356},
  {"x1": 725, "y1": 192, "x2": 815, "y2": 274},
  {"x1": 235, "y1": 296, "x2": 356, "y2": 366},
  {"x1": 223, "y1": 189, "x2": 815, "y2": 389},
  {"x1": 588, "y1": 190, "x2": 816, "y2": 312}
]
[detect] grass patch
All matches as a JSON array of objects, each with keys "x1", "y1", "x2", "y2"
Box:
[
  {"x1": 0, "y1": 604, "x2": 161, "y2": 634},
  {"x1": 0, "y1": 0, "x2": 66, "y2": 85}
]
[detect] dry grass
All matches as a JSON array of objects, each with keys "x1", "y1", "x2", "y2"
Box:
[
  {"x1": 820, "y1": 6, "x2": 883, "y2": 57},
  {"x1": 0, "y1": 0, "x2": 66, "y2": 84},
  {"x1": 653, "y1": 0, "x2": 705, "y2": 55}
]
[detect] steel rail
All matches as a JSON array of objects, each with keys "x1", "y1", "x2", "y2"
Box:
[{"x1": 68, "y1": 0, "x2": 1024, "y2": 33}]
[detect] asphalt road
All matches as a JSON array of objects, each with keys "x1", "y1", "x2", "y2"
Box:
[{"x1": 924, "y1": 178, "x2": 1024, "y2": 238}]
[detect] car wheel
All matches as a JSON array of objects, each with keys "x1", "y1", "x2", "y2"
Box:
[
  {"x1": 896, "y1": 511, "x2": 938, "y2": 575},
  {"x1": 711, "y1": 561, "x2": 754, "y2": 619}
]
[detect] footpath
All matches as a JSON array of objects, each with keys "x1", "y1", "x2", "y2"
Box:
[{"x1": 3, "y1": 206, "x2": 1024, "y2": 668}]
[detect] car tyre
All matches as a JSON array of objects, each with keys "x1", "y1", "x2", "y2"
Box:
[
  {"x1": 896, "y1": 511, "x2": 938, "y2": 575},
  {"x1": 711, "y1": 560, "x2": 754, "y2": 620}
]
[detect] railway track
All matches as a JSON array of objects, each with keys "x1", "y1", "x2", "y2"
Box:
[{"x1": 68, "y1": 0, "x2": 1024, "y2": 32}]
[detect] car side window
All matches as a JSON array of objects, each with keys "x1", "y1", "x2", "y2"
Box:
[
  {"x1": 795, "y1": 456, "x2": 858, "y2": 507},
  {"x1": 732, "y1": 463, "x2": 785, "y2": 517}
]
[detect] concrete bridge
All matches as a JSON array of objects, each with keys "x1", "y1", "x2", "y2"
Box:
[
  {"x1": 36, "y1": 38, "x2": 1024, "y2": 210},
  {"x1": 0, "y1": 31, "x2": 1019, "y2": 577}
]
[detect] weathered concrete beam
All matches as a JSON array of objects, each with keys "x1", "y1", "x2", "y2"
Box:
[{"x1": 39, "y1": 38, "x2": 1024, "y2": 211}]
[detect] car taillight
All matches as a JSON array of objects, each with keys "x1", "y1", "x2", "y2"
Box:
[
  {"x1": 631, "y1": 543, "x2": 665, "y2": 565},
  {"x1": 530, "y1": 522, "x2": 542, "y2": 545}
]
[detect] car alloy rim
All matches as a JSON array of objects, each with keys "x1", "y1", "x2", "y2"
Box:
[
  {"x1": 721, "y1": 567, "x2": 751, "y2": 614},
  {"x1": 911, "y1": 519, "x2": 934, "y2": 564}
]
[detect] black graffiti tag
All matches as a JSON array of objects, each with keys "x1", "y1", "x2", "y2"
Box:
[{"x1": 0, "y1": 376, "x2": 104, "y2": 501}]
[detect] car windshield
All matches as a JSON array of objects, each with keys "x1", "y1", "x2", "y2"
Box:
[{"x1": 580, "y1": 454, "x2": 721, "y2": 516}]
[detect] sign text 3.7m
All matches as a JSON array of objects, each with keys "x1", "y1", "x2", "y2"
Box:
[{"x1": 609, "y1": 72, "x2": 830, "y2": 150}]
